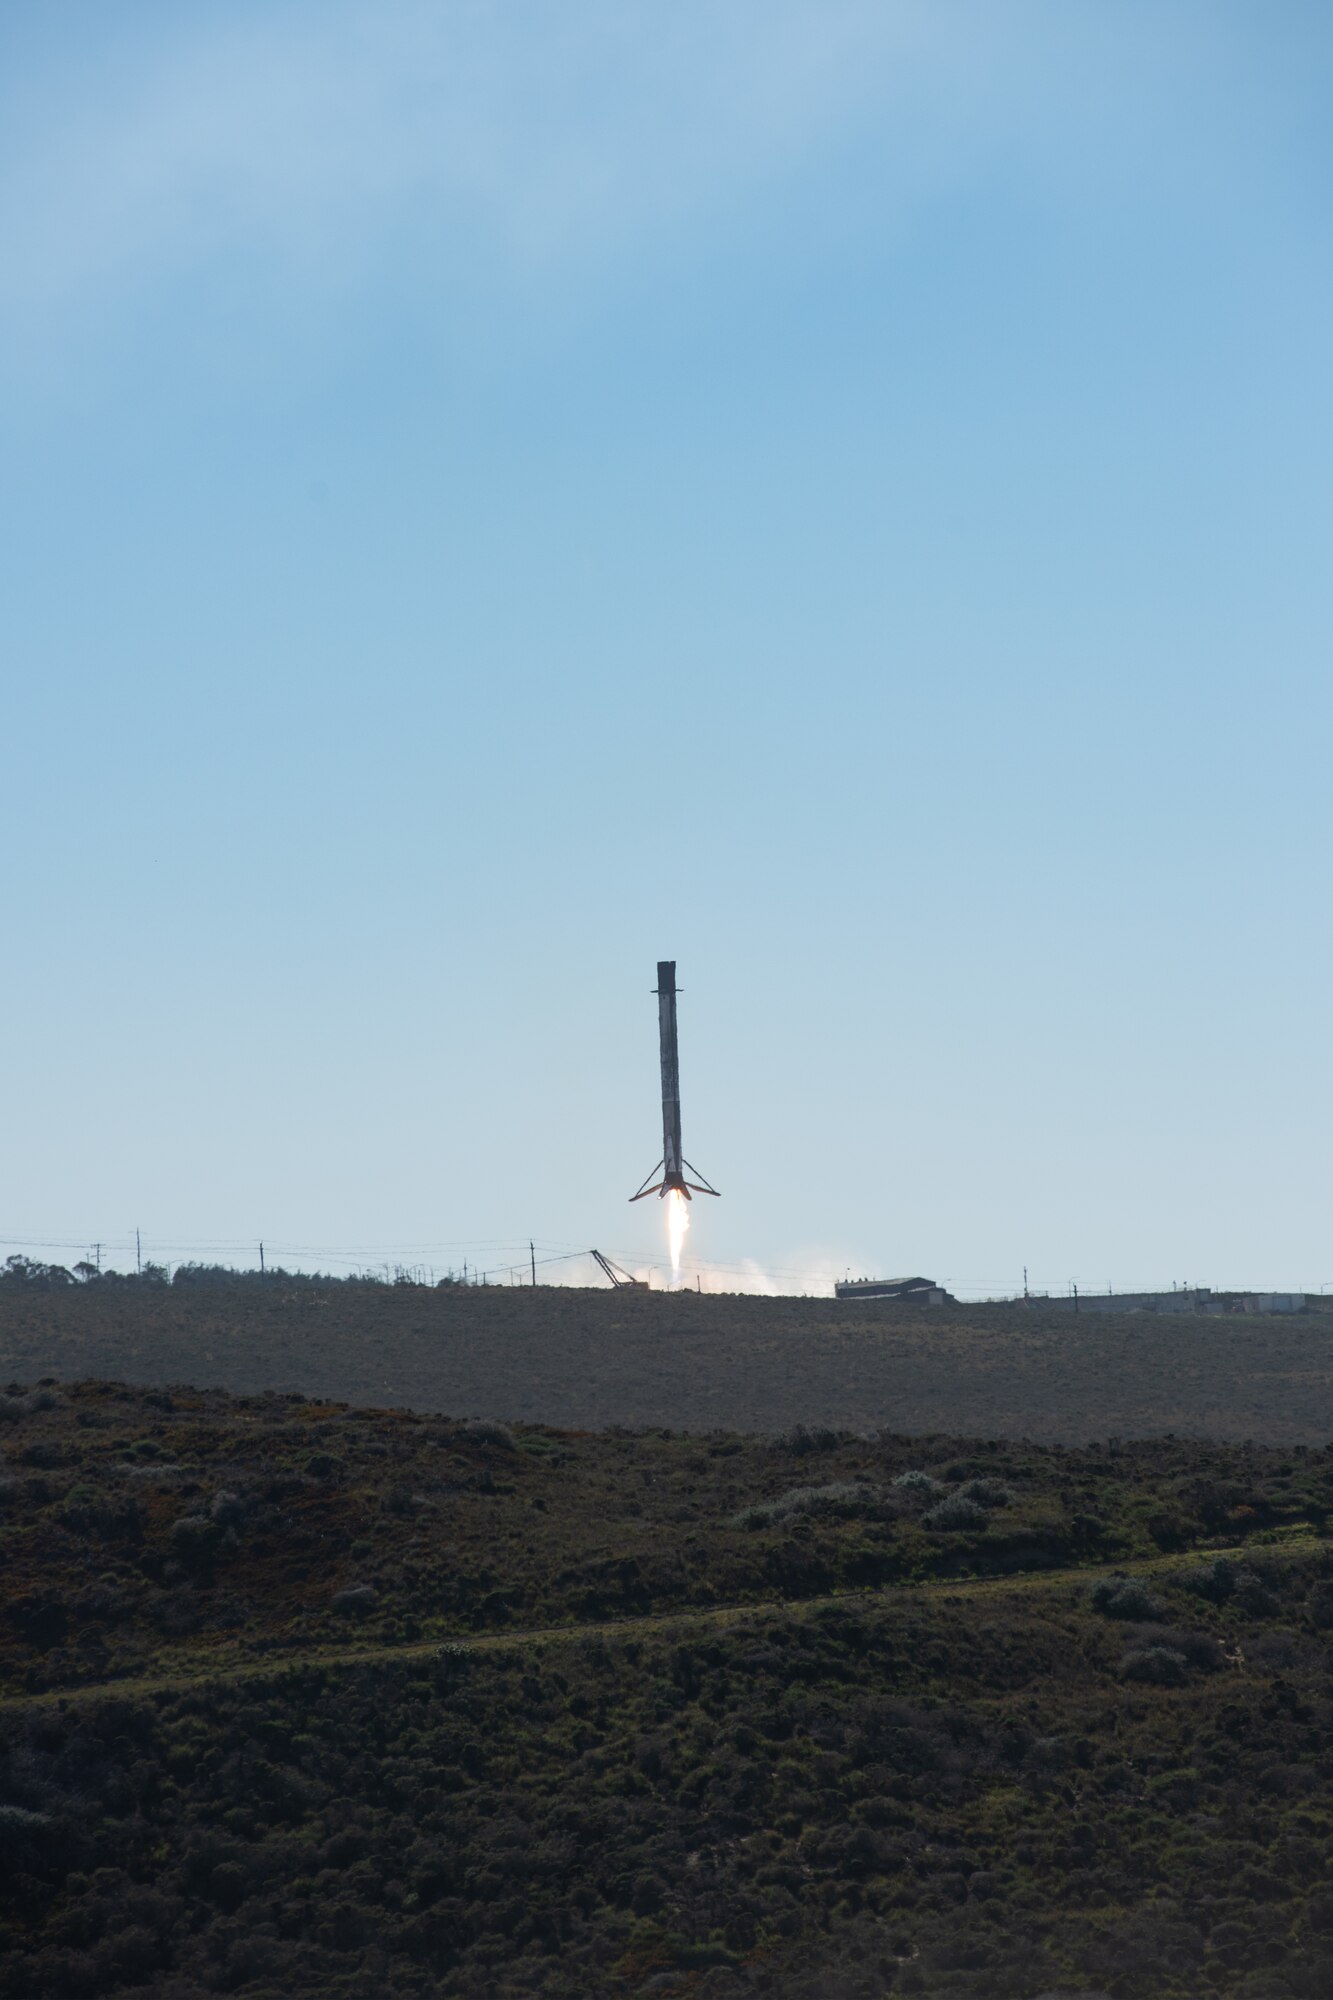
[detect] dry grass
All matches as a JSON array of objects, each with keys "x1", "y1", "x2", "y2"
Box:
[{"x1": 4, "y1": 1282, "x2": 1333, "y2": 1441}]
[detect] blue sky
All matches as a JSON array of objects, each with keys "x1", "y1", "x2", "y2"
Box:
[{"x1": 3, "y1": 2, "x2": 1331, "y2": 1294}]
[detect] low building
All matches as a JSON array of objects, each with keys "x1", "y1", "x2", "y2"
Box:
[
  {"x1": 834, "y1": 1276, "x2": 949, "y2": 1304},
  {"x1": 1030, "y1": 1289, "x2": 1308, "y2": 1315},
  {"x1": 1055, "y1": 1288, "x2": 1216, "y2": 1315}
]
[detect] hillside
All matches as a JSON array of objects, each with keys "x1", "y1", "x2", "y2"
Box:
[
  {"x1": 4, "y1": 1378, "x2": 1333, "y2": 1996},
  {"x1": 4, "y1": 1278, "x2": 1333, "y2": 1442}
]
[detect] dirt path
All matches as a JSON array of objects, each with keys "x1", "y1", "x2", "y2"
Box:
[{"x1": 4, "y1": 1527, "x2": 1318, "y2": 1715}]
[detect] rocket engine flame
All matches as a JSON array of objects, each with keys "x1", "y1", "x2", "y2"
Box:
[{"x1": 666, "y1": 1188, "x2": 690, "y2": 1284}]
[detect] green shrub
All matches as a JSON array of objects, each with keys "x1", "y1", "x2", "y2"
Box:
[
  {"x1": 922, "y1": 1494, "x2": 988, "y2": 1533},
  {"x1": 778, "y1": 1424, "x2": 844, "y2": 1455},
  {"x1": 208, "y1": 1860, "x2": 248, "y2": 1911},
  {"x1": 332, "y1": 1584, "x2": 378, "y2": 1618},
  {"x1": 1090, "y1": 1577, "x2": 1163, "y2": 1621},
  {"x1": 1167, "y1": 1628, "x2": 1225, "y2": 1671},
  {"x1": 462, "y1": 1420, "x2": 515, "y2": 1449},
  {"x1": 894, "y1": 1470, "x2": 943, "y2": 1496},
  {"x1": 1177, "y1": 1558, "x2": 1236, "y2": 1604},
  {"x1": 729, "y1": 1482, "x2": 875, "y2": 1530},
  {"x1": 0, "y1": 1388, "x2": 58, "y2": 1421},
  {"x1": 1121, "y1": 1644, "x2": 1188, "y2": 1686},
  {"x1": 1306, "y1": 1580, "x2": 1333, "y2": 1630},
  {"x1": 1237, "y1": 1581, "x2": 1280, "y2": 1618},
  {"x1": 0, "y1": 1804, "x2": 54, "y2": 1856},
  {"x1": 1146, "y1": 1512, "x2": 1192, "y2": 1551}
]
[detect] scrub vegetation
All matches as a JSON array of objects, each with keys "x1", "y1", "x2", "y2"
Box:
[
  {"x1": 3, "y1": 1379, "x2": 1333, "y2": 1995},
  {"x1": 2, "y1": 1378, "x2": 1331, "y2": 1699}
]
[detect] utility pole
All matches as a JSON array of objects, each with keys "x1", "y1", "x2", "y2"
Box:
[
  {"x1": 259, "y1": 1241, "x2": 265, "y2": 1274},
  {"x1": 94, "y1": 1242, "x2": 101, "y2": 1274},
  {"x1": 531, "y1": 1240, "x2": 536, "y2": 1287},
  {"x1": 136, "y1": 1230, "x2": 141, "y2": 1276},
  {"x1": 1023, "y1": 1265, "x2": 1028, "y2": 1299}
]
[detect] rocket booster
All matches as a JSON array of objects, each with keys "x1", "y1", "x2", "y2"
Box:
[
  {"x1": 656, "y1": 962, "x2": 685, "y2": 1193},
  {"x1": 630, "y1": 960, "x2": 720, "y2": 1202}
]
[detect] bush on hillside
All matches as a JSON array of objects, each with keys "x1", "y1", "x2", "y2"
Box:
[
  {"x1": 1090, "y1": 1577, "x2": 1163, "y2": 1621},
  {"x1": 461, "y1": 1420, "x2": 515, "y2": 1450},
  {"x1": 1177, "y1": 1558, "x2": 1236, "y2": 1604},
  {"x1": 730, "y1": 1483, "x2": 875, "y2": 1531},
  {"x1": 922, "y1": 1494, "x2": 988, "y2": 1533},
  {"x1": 1121, "y1": 1644, "x2": 1188, "y2": 1686},
  {"x1": 894, "y1": 1470, "x2": 943, "y2": 1497},
  {"x1": 778, "y1": 1424, "x2": 845, "y2": 1455},
  {"x1": 332, "y1": 1584, "x2": 379, "y2": 1618}
]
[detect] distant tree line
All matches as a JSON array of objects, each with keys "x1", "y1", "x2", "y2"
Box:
[{"x1": 0, "y1": 1255, "x2": 465, "y2": 1293}]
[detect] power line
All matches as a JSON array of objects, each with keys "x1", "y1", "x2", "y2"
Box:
[{"x1": 0, "y1": 1236, "x2": 1300, "y2": 1302}]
